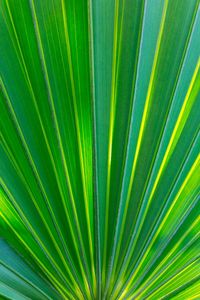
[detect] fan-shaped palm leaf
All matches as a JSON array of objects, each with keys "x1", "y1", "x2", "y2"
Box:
[{"x1": 0, "y1": 0, "x2": 200, "y2": 299}]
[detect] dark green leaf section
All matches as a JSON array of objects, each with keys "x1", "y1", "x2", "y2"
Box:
[
  {"x1": 0, "y1": 0, "x2": 200, "y2": 299},
  {"x1": 0, "y1": 239, "x2": 60, "y2": 300}
]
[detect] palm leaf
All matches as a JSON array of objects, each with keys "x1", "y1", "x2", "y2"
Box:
[{"x1": 0, "y1": 0, "x2": 199, "y2": 299}]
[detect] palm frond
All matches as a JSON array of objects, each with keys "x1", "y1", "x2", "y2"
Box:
[{"x1": 0, "y1": 0, "x2": 200, "y2": 299}]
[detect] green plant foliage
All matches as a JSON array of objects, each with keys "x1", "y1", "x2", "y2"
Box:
[{"x1": 0, "y1": 0, "x2": 200, "y2": 299}]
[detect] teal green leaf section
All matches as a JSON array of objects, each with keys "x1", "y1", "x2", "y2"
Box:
[
  {"x1": 0, "y1": 0, "x2": 200, "y2": 299},
  {"x1": 0, "y1": 239, "x2": 60, "y2": 300}
]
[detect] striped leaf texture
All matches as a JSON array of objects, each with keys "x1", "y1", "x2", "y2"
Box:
[{"x1": 0, "y1": 0, "x2": 200, "y2": 299}]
